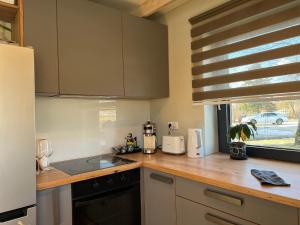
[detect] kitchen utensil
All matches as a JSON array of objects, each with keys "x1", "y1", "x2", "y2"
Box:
[
  {"x1": 143, "y1": 121, "x2": 157, "y2": 154},
  {"x1": 37, "y1": 139, "x2": 53, "y2": 170},
  {"x1": 112, "y1": 145, "x2": 142, "y2": 155},
  {"x1": 187, "y1": 128, "x2": 205, "y2": 158},
  {"x1": 162, "y1": 136, "x2": 185, "y2": 154}
]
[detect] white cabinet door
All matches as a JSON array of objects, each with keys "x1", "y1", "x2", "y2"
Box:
[{"x1": 144, "y1": 169, "x2": 176, "y2": 225}]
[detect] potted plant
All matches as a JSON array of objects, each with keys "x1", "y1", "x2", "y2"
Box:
[{"x1": 229, "y1": 122, "x2": 257, "y2": 160}]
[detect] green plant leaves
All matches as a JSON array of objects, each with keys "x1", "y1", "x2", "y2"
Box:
[
  {"x1": 229, "y1": 125, "x2": 238, "y2": 140},
  {"x1": 229, "y1": 122, "x2": 257, "y2": 142}
]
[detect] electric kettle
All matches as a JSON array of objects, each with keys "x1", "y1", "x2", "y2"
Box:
[{"x1": 187, "y1": 128, "x2": 205, "y2": 158}]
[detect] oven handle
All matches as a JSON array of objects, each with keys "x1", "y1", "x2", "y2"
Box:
[{"x1": 74, "y1": 184, "x2": 139, "y2": 208}]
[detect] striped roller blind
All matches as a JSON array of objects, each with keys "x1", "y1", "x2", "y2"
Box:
[{"x1": 190, "y1": 0, "x2": 300, "y2": 104}]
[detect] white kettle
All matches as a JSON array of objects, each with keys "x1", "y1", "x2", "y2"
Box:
[{"x1": 187, "y1": 129, "x2": 205, "y2": 158}]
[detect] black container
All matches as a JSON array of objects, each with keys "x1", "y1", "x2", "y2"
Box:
[{"x1": 229, "y1": 142, "x2": 248, "y2": 160}]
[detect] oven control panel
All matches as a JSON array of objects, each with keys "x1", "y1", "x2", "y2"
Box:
[{"x1": 72, "y1": 168, "x2": 140, "y2": 199}]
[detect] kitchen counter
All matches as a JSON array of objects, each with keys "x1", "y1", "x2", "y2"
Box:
[
  {"x1": 37, "y1": 161, "x2": 142, "y2": 191},
  {"x1": 37, "y1": 152, "x2": 300, "y2": 208}
]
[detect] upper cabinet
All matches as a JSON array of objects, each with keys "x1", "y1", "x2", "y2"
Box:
[
  {"x1": 57, "y1": 0, "x2": 124, "y2": 96},
  {"x1": 24, "y1": 0, "x2": 59, "y2": 95},
  {"x1": 123, "y1": 14, "x2": 169, "y2": 98},
  {"x1": 24, "y1": 0, "x2": 169, "y2": 99}
]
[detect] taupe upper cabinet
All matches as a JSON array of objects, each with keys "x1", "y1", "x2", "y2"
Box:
[
  {"x1": 123, "y1": 14, "x2": 169, "y2": 98},
  {"x1": 24, "y1": 0, "x2": 169, "y2": 98},
  {"x1": 24, "y1": 0, "x2": 59, "y2": 95},
  {"x1": 57, "y1": 0, "x2": 124, "y2": 96}
]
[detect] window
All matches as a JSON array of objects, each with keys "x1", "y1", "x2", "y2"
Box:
[
  {"x1": 0, "y1": 21, "x2": 11, "y2": 42},
  {"x1": 189, "y1": 0, "x2": 300, "y2": 162},
  {"x1": 218, "y1": 100, "x2": 300, "y2": 163},
  {"x1": 189, "y1": 0, "x2": 300, "y2": 104}
]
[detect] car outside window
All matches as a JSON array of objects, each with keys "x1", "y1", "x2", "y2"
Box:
[
  {"x1": 218, "y1": 100, "x2": 300, "y2": 162},
  {"x1": 231, "y1": 100, "x2": 299, "y2": 150}
]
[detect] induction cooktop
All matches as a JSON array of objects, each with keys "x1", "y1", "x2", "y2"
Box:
[{"x1": 51, "y1": 154, "x2": 135, "y2": 175}]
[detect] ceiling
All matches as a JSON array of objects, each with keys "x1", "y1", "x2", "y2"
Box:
[
  {"x1": 93, "y1": 0, "x2": 148, "y2": 12},
  {"x1": 92, "y1": 0, "x2": 192, "y2": 17}
]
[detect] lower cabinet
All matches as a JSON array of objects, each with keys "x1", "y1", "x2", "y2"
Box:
[
  {"x1": 176, "y1": 177, "x2": 298, "y2": 225},
  {"x1": 143, "y1": 168, "x2": 298, "y2": 225},
  {"x1": 37, "y1": 171, "x2": 299, "y2": 225},
  {"x1": 144, "y1": 168, "x2": 176, "y2": 225},
  {"x1": 37, "y1": 185, "x2": 72, "y2": 225},
  {"x1": 177, "y1": 196, "x2": 257, "y2": 225}
]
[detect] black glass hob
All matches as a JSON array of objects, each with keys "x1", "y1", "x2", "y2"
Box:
[{"x1": 51, "y1": 154, "x2": 135, "y2": 175}]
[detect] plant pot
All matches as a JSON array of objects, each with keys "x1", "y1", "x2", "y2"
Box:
[{"x1": 229, "y1": 142, "x2": 247, "y2": 160}]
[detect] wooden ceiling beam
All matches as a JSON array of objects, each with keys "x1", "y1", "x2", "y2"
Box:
[{"x1": 131, "y1": 0, "x2": 175, "y2": 17}]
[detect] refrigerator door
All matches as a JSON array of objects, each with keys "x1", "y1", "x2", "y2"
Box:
[
  {"x1": 0, "y1": 206, "x2": 36, "y2": 225},
  {"x1": 0, "y1": 44, "x2": 36, "y2": 213}
]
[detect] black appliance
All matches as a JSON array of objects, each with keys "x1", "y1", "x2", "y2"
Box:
[
  {"x1": 52, "y1": 154, "x2": 135, "y2": 175},
  {"x1": 72, "y1": 169, "x2": 141, "y2": 225}
]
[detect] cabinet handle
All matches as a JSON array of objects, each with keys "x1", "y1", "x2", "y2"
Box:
[
  {"x1": 205, "y1": 213, "x2": 240, "y2": 225},
  {"x1": 150, "y1": 173, "x2": 174, "y2": 184},
  {"x1": 204, "y1": 189, "x2": 243, "y2": 206}
]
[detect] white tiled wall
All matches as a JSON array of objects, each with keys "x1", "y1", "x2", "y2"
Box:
[
  {"x1": 150, "y1": 0, "x2": 224, "y2": 154},
  {"x1": 35, "y1": 97, "x2": 150, "y2": 162}
]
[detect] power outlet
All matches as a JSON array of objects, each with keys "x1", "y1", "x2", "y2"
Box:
[{"x1": 168, "y1": 122, "x2": 179, "y2": 130}]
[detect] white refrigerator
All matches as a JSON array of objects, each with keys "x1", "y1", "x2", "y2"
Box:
[{"x1": 0, "y1": 44, "x2": 36, "y2": 224}]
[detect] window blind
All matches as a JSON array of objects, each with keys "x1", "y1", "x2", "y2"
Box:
[{"x1": 190, "y1": 0, "x2": 300, "y2": 104}]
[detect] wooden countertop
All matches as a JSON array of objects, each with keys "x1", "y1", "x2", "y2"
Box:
[
  {"x1": 37, "y1": 152, "x2": 300, "y2": 208},
  {"x1": 37, "y1": 161, "x2": 142, "y2": 191}
]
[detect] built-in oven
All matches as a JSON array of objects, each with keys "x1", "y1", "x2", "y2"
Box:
[{"x1": 72, "y1": 169, "x2": 141, "y2": 225}]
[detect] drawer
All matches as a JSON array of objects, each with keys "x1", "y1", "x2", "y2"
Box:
[
  {"x1": 176, "y1": 177, "x2": 298, "y2": 225},
  {"x1": 177, "y1": 196, "x2": 257, "y2": 225}
]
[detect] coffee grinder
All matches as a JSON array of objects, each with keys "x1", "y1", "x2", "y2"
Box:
[{"x1": 143, "y1": 121, "x2": 156, "y2": 154}]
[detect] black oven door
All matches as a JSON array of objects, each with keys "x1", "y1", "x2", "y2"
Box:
[{"x1": 73, "y1": 185, "x2": 141, "y2": 225}]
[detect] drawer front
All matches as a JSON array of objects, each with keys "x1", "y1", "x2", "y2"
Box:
[
  {"x1": 176, "y1": 177, "x2": 298, "y2": 225},
  {"x1": 177, "y1": 196, "x2": 257, "y2": 225}
]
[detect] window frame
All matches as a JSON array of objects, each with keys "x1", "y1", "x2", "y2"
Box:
[{"x1": 217, "y1": 104, "x2": 300, "y2": 163}]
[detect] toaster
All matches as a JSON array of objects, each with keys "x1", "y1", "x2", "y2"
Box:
[{"x1": 162, "y1": 136, "x2": 185, "y2": 154}]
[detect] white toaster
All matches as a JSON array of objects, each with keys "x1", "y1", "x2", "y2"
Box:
[{"x1": 162, "y1": 136, "x2": 185, "y2": 154}]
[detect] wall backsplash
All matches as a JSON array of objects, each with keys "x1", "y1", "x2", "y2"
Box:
[
  {"x1": 35, "y1": 97, "x2": 150, "y2": 162},
  {"x1": 150, "y1": 0, "x2": 225, "y2": 155}
]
